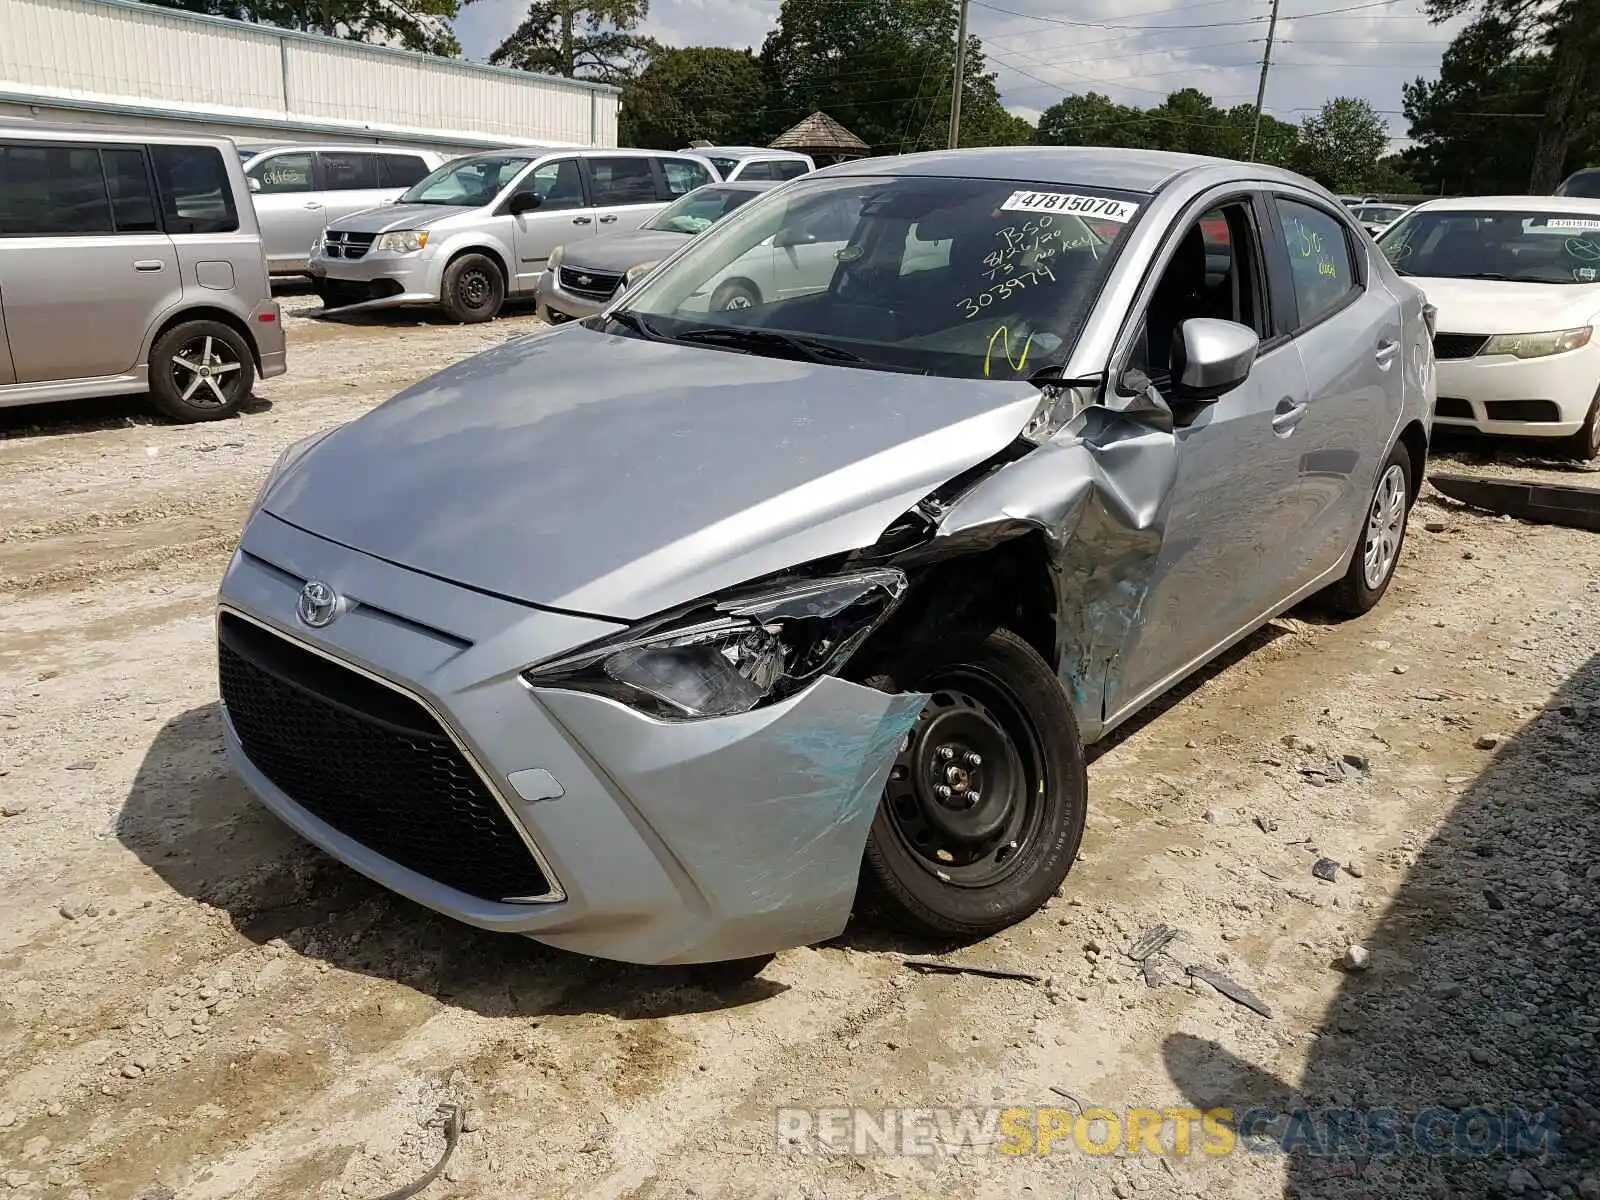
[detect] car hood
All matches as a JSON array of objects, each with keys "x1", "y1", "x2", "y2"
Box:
[
  {"x1": 1414, "y1": 276, "x2": 1600, "y2": 333},
  {"x1": 560, "y1": 230, "x2": 690, "y2": 274},
  {"x1": 326, "y1": 203, "x2": 478, "y2": 233},
  {"x1": 261, "y1": 325, "x2": 1043, "y2": 620}
]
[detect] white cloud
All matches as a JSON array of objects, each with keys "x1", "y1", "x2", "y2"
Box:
[{"x1": 451, "y1": 0, "x2": 1464, "y2": 141}]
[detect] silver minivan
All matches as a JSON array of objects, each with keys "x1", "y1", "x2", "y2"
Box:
[
  {"x1": 236, "y1": 143, "x2": 446, "y2": 275},
  {"x1": 0, "y1": 127, "x2": 286, "y2": 422},
  {"x1": 307, "y1": 147, "x2": 718, "y2": 322}
]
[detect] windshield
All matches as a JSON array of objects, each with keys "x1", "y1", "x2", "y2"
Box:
[
  {"x1": 1380, "y1": 209, "x2": 1600, "y2": 284},
  {"x1": 1558, "y1": 170, "x2": 1600, "y2": 199},
  {"x1": 1356, "y1": 205, "x2": 1407, "y2": 223},
  {"x1": 608, "y1": 174, "x2": 1139, "y2": 380},
  {"x1": 400, "y1": 155, "x2": 533, "y2": 206},
  {"x1": 704, "y1": 156, "x2": 741, "y2": 178},
  {"x1": 644, "y1": 187, "x2": 763, "y2": 235}
]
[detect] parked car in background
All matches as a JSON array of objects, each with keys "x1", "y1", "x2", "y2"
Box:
[
  {"x1": 1556, "y1": 168, "x2": 1600, "y2": 199},
  {"x1": 308, "y1": 147, "x2": 716, "y2": 322},
  {"x1": 237, "y1": 143, "x2": 445, "y2": 275},
  {"x1": 1376, "y1": 195, "x2": 1600, "y2": 458},
  {"x1": 220, "y1": 147, "x2": 1432, "y2": 970},
  {"x1": 0, "y1": 126, "x2": 285, "y2": 422},
  {"x1": 537, "y1": 180, "x2": 778, "y2": 322},
  {"x1": 1353, "y1": 202, "x2": 1411, "y2": 237},
  {"x1": 681, "y1": 146, "x2": 815, "y2": 182}
]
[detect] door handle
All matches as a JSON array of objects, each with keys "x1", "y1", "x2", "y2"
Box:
[
  {"x1": 1271, "y1": 397, "x2": 1307, "y2": 436},
  {"x1": 1375, "y1": 338, "x2": 1400, "y2": 366},
  {"x1": 598, "y1": 214, "x2": 618, "y2": 223},
  {"x1": 572, "y1": 216, "x2": 592, "y2": 224},
  {"x1": 133, "y1": 260, "x2": 164, "y2": 272},
  {"x1": 303, "y1": 202, "x2": 323, "y2": 210}
]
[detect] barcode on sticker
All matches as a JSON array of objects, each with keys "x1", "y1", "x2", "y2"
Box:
[
  {"x1": 1546, "y1": 218, "x2": 1600, "y2": 231},
  {"x1": 1000, "y1": 191, "x2": 1140, "y2": 222}
]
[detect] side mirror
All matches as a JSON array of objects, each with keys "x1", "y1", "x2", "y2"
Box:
[
  {"x1": 247, "y1": 177, "x2": 262, "y2": 194},
  {"x1": 1171, "y1": 318, "x2": 1259, "y2": 402},
  {"x1": 772, "y1": 227, "x2": 817, "y2": 249},
  {"x1": 508, "y1": 191, "x2": 543, "y2": 215}
]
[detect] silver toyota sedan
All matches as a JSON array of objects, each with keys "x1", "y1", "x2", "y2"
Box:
[{"x1": 217, "y1": 148, "x2": 1436, "y2": 970}]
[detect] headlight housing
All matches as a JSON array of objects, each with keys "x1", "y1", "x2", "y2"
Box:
[
  {"x1": 245, "y1": 427, "x2": 339, "y2": 526},
  {"x1": 623, "y1": 260, "x2": 660, "y2": 288},
  {"x1": 1481, "y1": 326, "x2": 1593, "y2": 359},
  {"x1": 525, "y1": 569, "x2": 907, "y2": 720},
  {"x1": 547, "y1": 244, "x2": 565, "y2": 271},
  {"x1": 374, "y1": 230, "x2": 429, "y2": 254}
]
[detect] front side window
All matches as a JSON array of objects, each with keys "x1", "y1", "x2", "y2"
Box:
[
  {"x1": 247, "y1": 152, "x2": 315, "y2": 194},
  {"x1": 773, "y1": 159, "x2": 811, "y2": 181},
  {"x1": 613, "y1": 174, "x2": 1143, "y2": 380},
  {"x1": 521, "y1": 158, "x2": 585, "y2": 210},
  {"x1": 400, "y1": 155, "x2": 533, "y2": 206},
  {"x1": 152, "y1": 145, "x2": 238, "y2": 234},
  {"x1": 644, "y1": 186, "x2": 762, "y2": 234},
  {"x1": 662, "y1": 159, "x2": 713, "y2": 197},
  {"x1": 588, "y1": 157, "x2": 658, "y2": 206},
  {"x1": 319, "y1": 151, "x2": 380, "y2": 191},
  {"x1": 0, "y1": 145, "x2": 112, "y2": 235},
  {"x1": 1380, "y1": 208, "x2": 1600, "y2": 284},
  {"x1": 738, "y1": 160, "x2": 779, "y2": 182},
  {"x1": 1275, "y1": 198, "x2": 1357, "y2": 327}
]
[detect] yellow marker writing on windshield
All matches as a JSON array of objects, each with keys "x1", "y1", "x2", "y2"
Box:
[{"x1": 984, "y1": 325, "x2": 1034, "y2": 378}]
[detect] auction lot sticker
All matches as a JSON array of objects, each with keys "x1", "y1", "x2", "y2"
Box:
[
  {"x1": 1546, "y1": 218, "x2": 1600, "y2": 230},
  {"x1": 1001, "y1": 191, "x2": 1140, "y2": 222}
]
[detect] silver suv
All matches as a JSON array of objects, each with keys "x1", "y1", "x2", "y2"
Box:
[
  {"x1": 0, "y1": 127, "x2": 286, "y2": 422},
  {"x1": 308, "y1": 147, "x2": 718, "y2": 322}
]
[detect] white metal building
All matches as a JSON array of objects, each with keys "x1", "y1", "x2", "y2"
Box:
[{"x1": 0, "y1": 0, "x2": 620, "y2": 153}]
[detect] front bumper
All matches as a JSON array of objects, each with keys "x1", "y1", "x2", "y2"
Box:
[
  {"x1": 1433, "y1": 343, "x2": 1600, "y2": 437},
  {"x1": 307, "y1": 252, "x2": 441, "y2": 313},
  {"x1": 217, "y1": 513, "x2": 924, "y2": 964},
  {"x1": 535, "y1": 271, "x2": 617, "y2": 322}
]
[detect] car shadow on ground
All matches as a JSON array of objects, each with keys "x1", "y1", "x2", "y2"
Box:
[
  {"x1": 1161, "y1": 651, "x2": 1600, "y2": 1197},
  {"x1": 0, "y1": 392, "x2": 272, "y2": 439},
  {"x1": 1431, "y1": 428, "x2": 1600, "y2": 475}
]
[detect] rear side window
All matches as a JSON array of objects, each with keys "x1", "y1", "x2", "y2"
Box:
[
  {"x1": 101, "y1": 147, "x2": 160, "y2": 233},
  {"x1": 248, "y1": 152, "x2": 314, "y2": 194},
  {"x1": 773, "y1": 159, "x2": 811, "y2": 180},
  {"x1": 378, "y1": 154, "x2": 429, "y2": 187},
  {"x1": 587, "y1": 156, "x2": 658, "y2": 206},
  {"x1": 320, "y1": 151, "x2": 380, "y2": 190},
  {"x1": 0, "y1": 144, "x2": 112, "y2": 235},
  {"x1": 661, "y1": 158, "x2": 712, "y2": 197},
  {"x1": 152, "y1": 145, "x2": 239, "y2": 234},
  {"x1": 1274, "y1": 197, "x2": 1357, "y2": 328},
  {"x1": 738, "y1": 160, "x2": 779, "y2": 181}
]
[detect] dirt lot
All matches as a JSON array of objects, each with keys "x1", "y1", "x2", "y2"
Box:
[{"x1": 2, "y1": 301, "x2": 1598, "y2": 1200}]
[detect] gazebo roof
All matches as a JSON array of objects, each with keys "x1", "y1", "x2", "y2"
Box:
[{"x1": 771, "y1": 111, "x2": 869, "y2": 156}]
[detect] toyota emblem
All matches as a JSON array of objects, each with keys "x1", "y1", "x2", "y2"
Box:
[{"x1": 296, "y1": 580, "x2": 342, "y2": 628}]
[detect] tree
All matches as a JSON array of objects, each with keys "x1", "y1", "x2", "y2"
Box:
[
  {"x1": 1036, "y1": 92, "x2": 1149, "y2": 149},
  {"x1": 620, "y1": 47, "x2": 768, "y2": 148},
  {"x1": 1035, "y1": 89, "x2": 1302, "y2": 165},
  {"x1": 147, "y1": 0, "x2": 465, "y2": 54},
  {"x1": 490, "y1": 0, "x2": 652, "y2": 84},
  {"x1": 1293, "y1": 97, "x2": 1390, "y2": 192}
]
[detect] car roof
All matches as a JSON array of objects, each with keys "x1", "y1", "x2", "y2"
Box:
[
  {"x1": 681, "y1": 146, "x2": 812, "y2": 160},
  {"x1": 0, "y1": 122, "x2": 239, "y2": 150},
  {"x1": 1405, "y1": 194, "x2": 1600, "y2": 214},
  {"x1": 811, "y1": 146, "x2": 1319, "y2": 195},
  {"x1": 239, "y1": 142, "x2": 435, "y2": 156},
  {"x1": 693, "y1": 179, "x2": 782, "y2": 193}
]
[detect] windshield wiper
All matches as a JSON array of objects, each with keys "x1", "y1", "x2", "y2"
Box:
[
  {"x1": 600, "y1": 309, "x2": 666, "y2": 340},
  {"x1": 673, "y1": 326, "x2": 869, "y2": 365},
  {"x1": 1452, "y1": 272, "x2": 1513, "y2": 280}
]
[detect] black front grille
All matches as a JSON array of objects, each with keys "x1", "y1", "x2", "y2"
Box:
[
  {"x1": 323, "y1": 231, "x2": 377, "y2": 260},
  {"x1": 559, "y1": 265, "x2": 623, "y2": 300},
  {"x1": 1485, "y1": 398, "x2": 1563, "y2": 423},
  {"x1": 1433, "y1": 332, "x2": 1489, "y2": 360},
  {"x1": 1435, "y1": 396, "x2": 1473, "y2": 419},
  {"x1": 217, "y1": 614, "x2": 551, "y2": 902}
]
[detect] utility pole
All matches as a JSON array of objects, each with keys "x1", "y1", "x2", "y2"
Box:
[
  {"x1": 948, "y1": 0, "x2": 969, "y2": 149},
  {"x1": 1249, "y1": 0, "x2": 1282, "y2": 161}
]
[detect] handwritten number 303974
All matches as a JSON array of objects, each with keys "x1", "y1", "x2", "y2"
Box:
[{"x1": 958, "y1": 262, "x2": 1058, "y2": 319}]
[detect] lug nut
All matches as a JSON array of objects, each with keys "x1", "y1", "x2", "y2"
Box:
[
  {"x1": 934, "y1": 784, "x2": 952, "y2": 800},
  {"x1": 966, "y1": 790, "x2": 981, "y2": 807},
  {"x1": 937, "y1": 746, "x2": 955, "y2": 761},
  {"x1": 965, "y1": 751, "x2": 983, "y2": 767}
]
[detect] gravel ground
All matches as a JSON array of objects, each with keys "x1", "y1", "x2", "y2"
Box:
[{"x1": 1, "y1": 301, "x2": 1598, "y2": 1199}]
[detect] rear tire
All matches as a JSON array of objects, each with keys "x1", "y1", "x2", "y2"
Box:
[
  {"x1": 710, "y1": 279, "x2": 759, "y2": 312},
  {"x1": 1323, "y1": 441, "x2": 1412, "y2": 617},
  {"x1": 441, "y1": 253, "x2": 505, "y2": 323},
  {"x1": 857, "y1": 628, "x2": 1087, "y2": 939},
  {"x1": 1556, "y1": 389, "x2": 1600, "y2": 461},
  {"x1": 147, "y1": 320, "x2": 254, "y2": 423}
]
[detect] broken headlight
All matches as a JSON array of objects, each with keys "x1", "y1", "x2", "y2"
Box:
[{"x1": 524, "y1": 569, "x2": 907, "y2": 720}]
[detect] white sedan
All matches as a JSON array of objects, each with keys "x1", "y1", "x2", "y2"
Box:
[{"x1": 1376, "y1": 196, "x2": 1600, "y2": 458}]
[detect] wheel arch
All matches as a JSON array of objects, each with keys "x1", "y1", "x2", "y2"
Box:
[
  {"x1": 1396, "y1": 418, "x2": 1429, "y2": 502},
  {"x1": 444, "y1": 244, "x2": 512, "y2": 288},
  {"x1": 146, "y1": 306, "x2": 262, "y2": 373}
]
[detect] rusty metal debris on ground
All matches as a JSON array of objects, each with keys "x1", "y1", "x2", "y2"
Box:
[
  {"x1": 369, "y1": 1103, "x2": 464, "y2": 1200},
  {"x1": 902, "y1": 957, "x2": 1043, "y2": 984},
  {"x1": 1311, "y1": 857, "x2": 1341, "y2": 883},
  {"x1": 1186, "y1": 964, "x2": 1274, "y2": 1019},
  {"x1": 1125, "y1": 924, "x2": 1180, "y2": 962},
  {"x1": 1429, "y1": 472, "x2": 1600, "y2": 531}
]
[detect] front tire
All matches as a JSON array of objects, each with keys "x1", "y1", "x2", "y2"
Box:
[
  {"x1": 441, "y1": 254, "x2": 505, "y2": 323},
  {"x1": 1324, "y1": 441, "x2": 1412, "y2": 617},
  {"x1": 710, "y1": 279, "x2": 759, "y2": 312},
  {"x1": 858, "y1": 628, "x2": 1088, "y2": 939},
  {"x1": 147, "y1": 320, "x2": 254, "y2": 422},
  {"x1": 1556, "y1": 389, "x2": 1600, "y2": 461}
]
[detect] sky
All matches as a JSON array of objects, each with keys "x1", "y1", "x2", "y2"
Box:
[{"x1": 451, "y1": 0, "x2": 1468, "y2": 144}]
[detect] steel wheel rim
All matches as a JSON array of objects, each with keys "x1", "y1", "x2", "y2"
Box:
[
  {"x1": 170, "y1": 334, "x2": 242, "y2": 408},
  {"x1": 1362, "y1": 463, "x2": 1407, "y2": 590},
  {"x1": 883, "y1": 664, "x2": 1048, "y2": 889},
  {"x1": 459, "y1": 269, "x2": 493, "y2": 309}
]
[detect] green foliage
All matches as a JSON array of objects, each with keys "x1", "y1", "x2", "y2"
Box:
[
  {"x1": 490, "y1": 0, "x2": 652, "y2": 84},
  {"x1": 620, "y1": 47, "x2": 768, "y2": 148},
  {"x1": 146, "y1": 0, "x2": 466, "y2": 54},
  {"x1": 1293, "y1": 97, "x2": 1391, "y2": 192}
]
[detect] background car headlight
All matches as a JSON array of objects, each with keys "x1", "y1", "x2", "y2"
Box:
[
  {"x1": 623, "y1": 260, "x2": 660, "y2": 287},
  {"x1": 245, "y1": 427, "x2": 339, "y2": 526},
  {"x1": 374, "y1": 230, "x2": 429, "y2": 254},
  {"x1": 547, "y1": 244, "x2": 565, "y2": 271},
  {"x1": 525, "y1": 569, "x2": 908, "y2": 719},
  {"x1": 1481, "y1": 326, "x2": 1593, "y2": 358}
]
